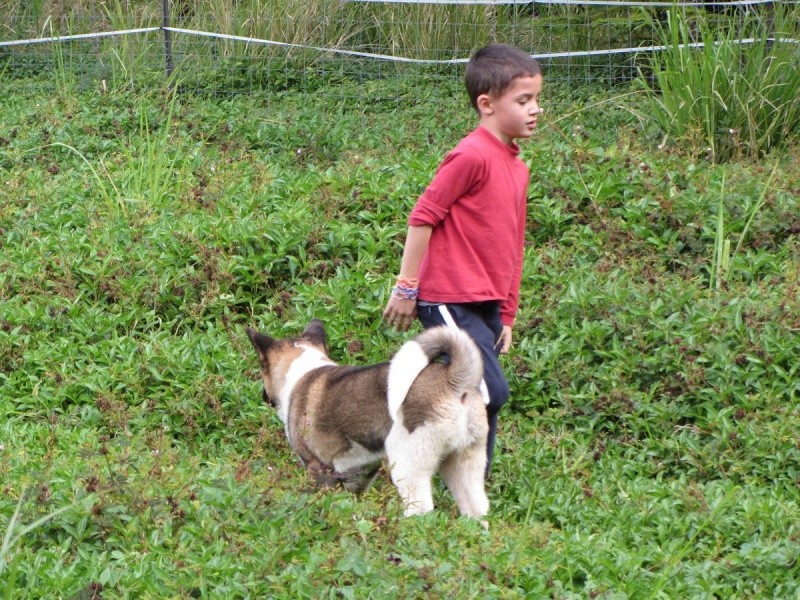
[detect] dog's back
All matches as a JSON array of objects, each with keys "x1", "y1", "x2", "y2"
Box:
[{"x1": 301, "y1": 326, "x2": 484, "y2": 465}]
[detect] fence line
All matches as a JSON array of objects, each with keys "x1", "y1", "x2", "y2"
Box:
[
  {"x1": 0, "y1": 28, "x2": 160, "y2": 49},
  {"x1": 0, "y1": 0, "x2": 798, "y2": 89},
  {"x1": 2, "y1": 25, "x2": 794, "y2": 63},
  {"x1": 347, "y1": 0, "x2": 774, "y2": 5}
]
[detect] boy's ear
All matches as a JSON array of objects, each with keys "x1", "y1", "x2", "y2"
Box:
[{"x1": 476, "y1": 94, "x2": 494, "y2": 116}]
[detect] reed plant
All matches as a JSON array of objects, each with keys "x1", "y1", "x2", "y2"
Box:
[
  {"x1": 641, "y1": 5, "x2": 800, "y2": 162},
  {"x1": 42, "y1": 88, "x2": 186, "y2": 220},
  {"x1": 356, "y1": 3, "x2": 496, "y2": 61},
  {"x1": 179, "y1": 0, "x2": 362, "y2": 60},
  {"x1": 46, "y1": 18, "x2": 71, "y2": 95},
  {"x1": 120, "y1": 90, "x2": 189, "y2": 207},
  {"x1": 102, "y1": 0, "x2": 162, "y2": 85}
]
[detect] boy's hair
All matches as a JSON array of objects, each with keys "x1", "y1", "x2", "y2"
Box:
[{"x1": 465, "y1": 44, "x2": 541, "y2": 112}]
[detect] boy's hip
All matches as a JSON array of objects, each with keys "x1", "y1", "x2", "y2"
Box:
[{"x1": 417, "y1": 301, "x2": 504, "y2": 345}]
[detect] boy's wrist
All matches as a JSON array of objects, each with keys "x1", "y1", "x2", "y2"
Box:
[{"x1": 391, "y1": 275, "x2": 419, "y2": 300}]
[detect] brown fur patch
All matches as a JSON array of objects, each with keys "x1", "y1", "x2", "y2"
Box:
[
  {"x1": 259, "y1": 340, "x2": 303, "y2": 402},
  {"x1": 400, "y1": 363, "x2": 453, "y2": 433},
  {"x1": 289, "y1": 364, "x2": 393, "y2": 462}
]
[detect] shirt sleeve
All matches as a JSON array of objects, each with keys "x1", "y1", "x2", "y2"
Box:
[
  {"x1": 499, "y1": 188, "x2": 528, "y2": 326},
  {"x1": 408, "y1": 148, "x2": 485, "y2": 227}
]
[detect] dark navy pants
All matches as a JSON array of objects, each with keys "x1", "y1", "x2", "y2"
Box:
[{"x1": 417, "y1": 301, "x2": 510, "y2": 478}]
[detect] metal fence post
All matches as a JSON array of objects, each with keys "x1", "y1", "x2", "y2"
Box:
[{"x1": 162, "y1": 0, "x2": 174, "y2": 78}]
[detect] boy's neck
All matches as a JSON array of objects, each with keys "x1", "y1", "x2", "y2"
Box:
[{"x1": 477, "y1": 122, "x2": 519, "y2": 149}]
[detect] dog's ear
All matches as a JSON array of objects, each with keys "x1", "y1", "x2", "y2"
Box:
[
  {"x1": 246, "y1": 328, "x2": 274, "y2": 362},
  {"x1": 301, "y1": 319, "x2": 327, "y2": 350}
]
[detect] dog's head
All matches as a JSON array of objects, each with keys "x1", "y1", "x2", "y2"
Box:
[{"x1": 246, "y1": 319, "x2": 330, "y2": 412}]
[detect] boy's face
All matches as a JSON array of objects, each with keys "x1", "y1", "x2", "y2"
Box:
[{"x1": 478, "y1": 74, "x2": 543, "y2": 146}]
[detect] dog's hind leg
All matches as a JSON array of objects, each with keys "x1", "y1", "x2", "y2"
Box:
[
  {"x1": 440, "y1": 445, "x2": 489, "y2": 520},
  {"x1": 390, "y1": 465, "x2": 436, "y2": 516},
  {"x1": 385, "y1": 429, "x2": 438, "y2": 516},
  {"x1": 307, "y1": 460, "x2": 339, "y2": 489}
]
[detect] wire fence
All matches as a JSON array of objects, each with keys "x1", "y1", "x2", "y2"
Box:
[{"x1": 1, "y1": 0, "x2": 797, "y2": 97}]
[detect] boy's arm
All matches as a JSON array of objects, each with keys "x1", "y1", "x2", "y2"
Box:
[
  {"x1": 499, "y1": 185, "x2": 529, "y2": 343},
  {"x1": 383, "y1": 225, "x2": 432, "y2": 332},
  {"x1": 496, "y1": 326, "x2": 513, "y2": 354}
]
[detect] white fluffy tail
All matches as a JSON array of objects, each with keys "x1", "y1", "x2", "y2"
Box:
[{"x1": 387, "y1": 326, "x2": 483, "y2": 421}]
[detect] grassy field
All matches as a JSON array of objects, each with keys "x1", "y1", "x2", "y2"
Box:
[
  {"x1": 0, "y1": 0, "x2": 660, "y2": 59},
  {"x1": 1, "y1": 71, "x2": 799, "y2": 598}
]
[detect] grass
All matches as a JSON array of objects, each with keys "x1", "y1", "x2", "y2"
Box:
[
  {"x1": 640, "y1": 6, "x2": 800, "y2": 162},
  {"x1": 1, "y1": 72, "x2": 799, "y2": 597},
  {"x1": 0, "y1": 0, "x2": 701, "y2": 90},
  {"x1": 0, "y1": 0, "x2": 644, "y2": 54}
]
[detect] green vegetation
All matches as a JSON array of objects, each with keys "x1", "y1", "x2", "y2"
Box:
[
  {"x1": 641, "y1": 6, "x2": 800, "y2": 161},
  {"x1": 0, "y1": 0, "x2": 645, "y2": 56},
  {"x1": 1, "y1": 0, "x2": 697, "y2": 87},
  {"x1": 1, "y1": 66, "x2": 799, "y2": 598}
]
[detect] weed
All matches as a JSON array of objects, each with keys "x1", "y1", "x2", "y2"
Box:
[
  {"x1": 640, "y1": 6, "x2": 800, "y2": 161},
  {"x1": 1, "y1": 69, "x2": 798, "y2": 597}
]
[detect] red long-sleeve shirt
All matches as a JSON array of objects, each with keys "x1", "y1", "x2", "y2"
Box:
[{"x1": 408, "y1": 126, "x2": 529, "y2": 326}]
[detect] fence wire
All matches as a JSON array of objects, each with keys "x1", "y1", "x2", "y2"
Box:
[{"x1": 0, "y1": 0, "x2": 797, "y2": 97}]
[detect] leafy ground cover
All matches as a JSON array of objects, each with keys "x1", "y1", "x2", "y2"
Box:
[{"x1": 1, "y1": 75, "x2": 799, "y2": 598}]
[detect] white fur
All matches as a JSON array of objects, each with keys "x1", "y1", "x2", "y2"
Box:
[
  {"x1": 387, "y1": 340, "x2": 429, "y2": 422},
  {"x1": 332, "y1": 443, "x2": 384, "y2": 473},
  {"x1": 384, "y1": 402, "x2": 488, "y2": 519},
  {"x1": 277, "y1": 343, "x2": 333, "y2": 443},
  {"x1": 436, "y1": 305, "x2": 490, "y2": 405},
  {"x1": 384, "y1": 328, "x2": 489, "y2": 520}
]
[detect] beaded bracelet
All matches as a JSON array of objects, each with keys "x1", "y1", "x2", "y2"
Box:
[
  {"x1": 396, "y1": 275, "x2": 419, "y2": 289},
  {"x1": 391, "y1": 275, "x2": 419, "y2": 300},
  {"x1": 391, "y1": 286, "x2": 419, "y2": 300}
]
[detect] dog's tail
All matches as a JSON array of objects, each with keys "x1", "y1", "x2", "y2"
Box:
[{"x1": 387, "y1": 326, "x2": 483, "y2": 420}]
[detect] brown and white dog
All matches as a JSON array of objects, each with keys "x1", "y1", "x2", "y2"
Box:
[{"x1": 246, "y1": 319, "x2": 489, "y2": 521}]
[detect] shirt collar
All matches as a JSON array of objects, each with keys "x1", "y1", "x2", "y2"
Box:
[{"x1": 476, "y1": 125, "x2": 521, "y2": 157}]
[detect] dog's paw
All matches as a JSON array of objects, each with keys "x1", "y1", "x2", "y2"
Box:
[{"x1": 307, "y1": 461, "x2": 339, "y2": 488}]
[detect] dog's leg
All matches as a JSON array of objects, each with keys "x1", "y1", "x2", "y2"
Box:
[
  {"x1": 440, "y1": 444, "x2": 489, "y2": 521},
  {"x1": 337, "y1": 465, "x2": 381, "y2": 494},
  {"x1": 307, "y1": 460, "x2": 339, "y2": 488},
  {"x1": 385, "y1": 429, "x2": 438, "y2": 516},
  {"x1": 391, "y1": 467, "x2": 436, "y2": 516}
]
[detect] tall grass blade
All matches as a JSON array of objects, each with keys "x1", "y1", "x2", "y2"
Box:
[
  {"x1": 729, "y1": 160, "x2": 779, "y2": 262},
  {"x1": 711, "y1": 171, "x2": 726, "y2": 289},
  {"x1": 640, "y1": 5, "x2": 800, "y2": 161},
  {"x1": 1, "y1": 491, "x2": 93, "y2": 577},
  {"x1": 47, "y1": 142, "x2": 123, "y2": 215}
]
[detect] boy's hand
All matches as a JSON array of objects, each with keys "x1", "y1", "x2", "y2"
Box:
[
  {"x1": 496, "y1": 325, "x2": 513, "y2": 354},
  {"x1": 383, "y1": 297, "x2": 417, "y2": 332}
]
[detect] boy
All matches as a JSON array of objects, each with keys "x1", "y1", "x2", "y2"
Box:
[{"x1": 383, "y1": 43, "x2": 543, "y2": 477}]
